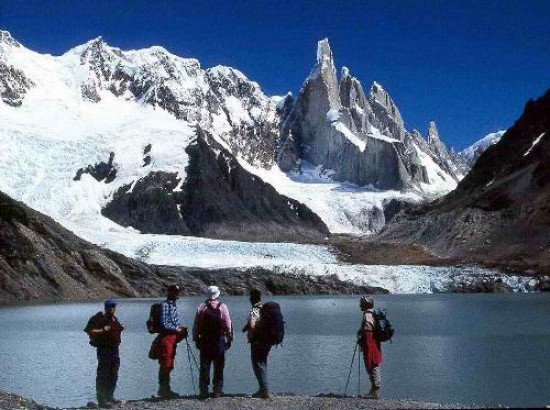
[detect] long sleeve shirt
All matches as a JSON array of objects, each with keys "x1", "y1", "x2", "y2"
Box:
[
  {"x1": 193, "y1": 299, "x2": 233, "y2": 343},
  {"x1": 246, "y1": 302, "x2": 262, "y2": 343},
  {"x1": 361, "y1": 309, "x2": 375, "y2": 332},
  {"x1": 160, "y1": 299, "x2": 180, "y2": 333}
]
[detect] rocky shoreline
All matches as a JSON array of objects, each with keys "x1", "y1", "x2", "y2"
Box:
[{"x1": 0, "y1": 391, "x2": 482, "y2": 410}]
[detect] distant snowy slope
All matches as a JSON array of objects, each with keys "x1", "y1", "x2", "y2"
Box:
[{"x1": 460, "y1": 130, "x2": 506, "y2": 166}]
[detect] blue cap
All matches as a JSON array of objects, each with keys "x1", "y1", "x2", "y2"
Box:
[{"x1": 104, "y1": 299, "x2": 118, "y2": 307}]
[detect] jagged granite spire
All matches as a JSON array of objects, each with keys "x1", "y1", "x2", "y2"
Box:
[
  {"x1": 425, "y1": 121, "x2": 462, "y2": 181},
  {"x1": 278, "y1": 39, "x2": 421, "y2": 190},
  {"x1": 339, "y1": 66, "x2": 374, "y2": 135},
  {"x1": 308, "y1": 38, "x2": 341, "y2": 110},
  {"x1": 369, "y1": 81, "x2": 406, "y2": 141},
  {"x1": 427, "y1": 121, "x2": 441, "y2": 144}
]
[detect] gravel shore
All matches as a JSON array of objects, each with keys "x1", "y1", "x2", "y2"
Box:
[{"x1": 0, "y1": 392, "x2": 482, "y2": 410}]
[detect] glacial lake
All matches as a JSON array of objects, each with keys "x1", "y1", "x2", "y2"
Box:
[{"x1": 1, "y1": 294, "x2": 549, "y2": 408}]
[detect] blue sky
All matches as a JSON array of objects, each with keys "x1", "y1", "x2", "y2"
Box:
[{"x1": 2, "y1": 0, "x2": 550, "y2": 150}]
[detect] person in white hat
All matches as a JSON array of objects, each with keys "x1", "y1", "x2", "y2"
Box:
[{"x1": 192, "y1": 285, "x2": 233, "y2": 399}]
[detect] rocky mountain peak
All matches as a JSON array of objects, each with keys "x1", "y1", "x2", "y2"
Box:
[
  {"x1": 0, "y1": 31, "x2": 34, "y2": 107},
  {"x1": 341, "y1": 66, "x2": 350, "y2": 78},
  {"x1": 369, "y1": 81, "x2": 406, "y2": 141},
  {"x1": 0, "y1": 30, "x2": 21, "y2": 49},
  {"x1": 315, "y1": 38, "x2": 335, "y2": 71},
  {"x1": 78, "y1": 36, "x2": 125, "y2": 65},
  {"x1": 306, "y1": 39, "x2": 340, "y2": 110},
  {"x1": 427, "y1": 121, "x2": 441, "y2": 144}
]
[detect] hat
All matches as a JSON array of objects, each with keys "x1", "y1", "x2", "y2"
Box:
[
  {"x1": 205, "y1": 285, "x2": 220, "y2": 300},
  {"x1": 104, "y1": 299, "x2": 117, "y2": 307},
  {"x1": 360, "y1": 296, "x2": 374, "y2": 308},
  {"x1": 167, "y1": 284, "x2": 181, "y2": 292}
]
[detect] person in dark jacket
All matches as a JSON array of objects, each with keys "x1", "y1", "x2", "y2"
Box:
[
  {"x1": 84, "y1": 299, "x2": 125, "y2": 408},
  {"x1": 243, "y1": 288, "x2": 271, "y2": 399},
  {"x1": 154, "y1": 284, "x2": 188, "y2": 399},
  {"x1": 358, "y1": 296, "x2": 382, "y2": 399},
  {"x1": 192, "y1": 285, "x2": 233, "y2": 399}
]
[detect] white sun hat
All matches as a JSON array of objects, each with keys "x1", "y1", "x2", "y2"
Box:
[{"x1": 205, "y1": 285, "x2": 221, "y2": 300}]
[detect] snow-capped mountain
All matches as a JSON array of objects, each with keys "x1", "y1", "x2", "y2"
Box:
[
  {"x1": 276, "y1": 39, "x2": 465, "y2": 190},
  {"x1": 459, "y1": 130, "x2": 506, "y2": 167},
  {"x1": 0, "y1": 30, "x2": 463, "y2": 241}
]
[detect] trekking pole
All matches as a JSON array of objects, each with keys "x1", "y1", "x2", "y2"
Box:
[
  {"x1": 185, "y1": 339, "x2": 197, "y2": 395},
  {"x1": 357, "y1": 344, "x2": 361, "y2": 397},
  {"x1": 185, "y1": 338, "x2": 200, "y2": 371},
  {"x1": 344, "y1": 342, "x2": 358, "y2": 396}
]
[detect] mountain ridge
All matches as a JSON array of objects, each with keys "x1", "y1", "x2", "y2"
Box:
[
  {"x1": 378, "y1": 89, "x2": 550, "y2": 275},
  {"x1": 1, "y1": 29, "x2": 467, "y2": 241}
]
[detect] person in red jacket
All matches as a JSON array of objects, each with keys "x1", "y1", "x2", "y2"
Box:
[
  {"x1": 358, "y1": 296, "x2": 382, "y2": 399},
  {"x1": 155, "y1": 285, "x2": 188, "y2": 399}
]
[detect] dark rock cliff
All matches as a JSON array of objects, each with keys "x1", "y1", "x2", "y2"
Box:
[
  {"x1": 379, "y1": 89, "x2": 550, "y2": 275},
  {"x1": 102, "y1": 129, "x2": 330, "y2": 242}
]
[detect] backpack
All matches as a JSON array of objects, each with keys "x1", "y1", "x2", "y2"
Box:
[
  {"x1": 373, "y1": 308, "x2": 394, "y2": 343},
  {"x1": 86, "y1": 311, "x2": 107, "y2": 347},
  {"x1": 146, "y1": 303, "x2": 163, "y2": 334},
  {"x1": 199, "y1": 303, "x2": 224, "y2": 341},
  {"x1": 255, "y1": 301, "x2": 285, "y2": 346}
]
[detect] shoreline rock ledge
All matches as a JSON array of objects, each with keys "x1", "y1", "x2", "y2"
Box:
[{"x1": 0, "y1": 391, "x2": 483, "y2": 410}]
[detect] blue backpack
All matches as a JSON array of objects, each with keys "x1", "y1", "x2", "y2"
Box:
[{"x1": 373, "y1": 308, "x2": 394, "y2": 343}]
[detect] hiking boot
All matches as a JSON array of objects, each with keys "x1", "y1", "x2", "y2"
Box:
[
  {"x1": 364, "y1": 388, "x2": 380, "y2": 399},
  {"x1": 107, "y1": 399, "x2": 121, "y2": 405},
  {"x1": 198, "y1": 390, "x2": 209, "y2": 400},
  {"x1": 252, "y1": 390, "x2": 270, "y2": 399},
  {"x1": 212, "y1": 390, "x2": 223, "y2": 398},
  {"x1": 97, "y1": 402, "x2": 112, "y2": 409},
  {"x1": 158, "y1": 390, "x2": 181, "y2": 400}
]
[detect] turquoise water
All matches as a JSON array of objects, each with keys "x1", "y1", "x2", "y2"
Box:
[{"x1": 0, "y1": 293, "x2": 549, "y2": 408}]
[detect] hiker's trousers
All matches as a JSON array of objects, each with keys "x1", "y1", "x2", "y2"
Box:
[
  {"x1": 96, "y1": 346, "x2": 120, "y2": 404},
  {"x1": 367, "y1": 365, "x2": 381, "y2": 389},
  {"x1": 199, "y1": 349, "x2": 225, "y2": 393},
  {"x1": 251, "y1": 342, "x2": 271, "y2": 393}
]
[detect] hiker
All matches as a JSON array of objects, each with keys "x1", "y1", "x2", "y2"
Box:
[
  {"x1": 84, "y1": 299, "x2": 125, "y2": 408},
  {"x1": 243, "y1": 288, "x2": 271, "y2": 399},
  {"x1": 192, "y1": 285, "x2": 233, "y2": 399},
  {"x1": 155, "y1": 285, "x2": 188, "y2": 399},
  {"x1": 358, "y1": 296, "x2": 382, "y2": 399}
]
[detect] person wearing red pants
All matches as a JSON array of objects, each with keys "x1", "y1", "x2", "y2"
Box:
[
  {"x1": 155, "y1": 285, "x2": 187, "y2": 399},
  {"x1": 358, "y1": 296, "x2": 382, "y2": 399}
]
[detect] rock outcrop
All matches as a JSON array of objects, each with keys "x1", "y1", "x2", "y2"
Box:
[
  {"x1": 102, "y1": 129, "x2": 330, "y2": 242},
  {"x1": 74, "y1": 152, "x2": 117, "y2": 183},
  {"x1": 0, "y1": 31, "x2": 34, "y2": 106}
]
